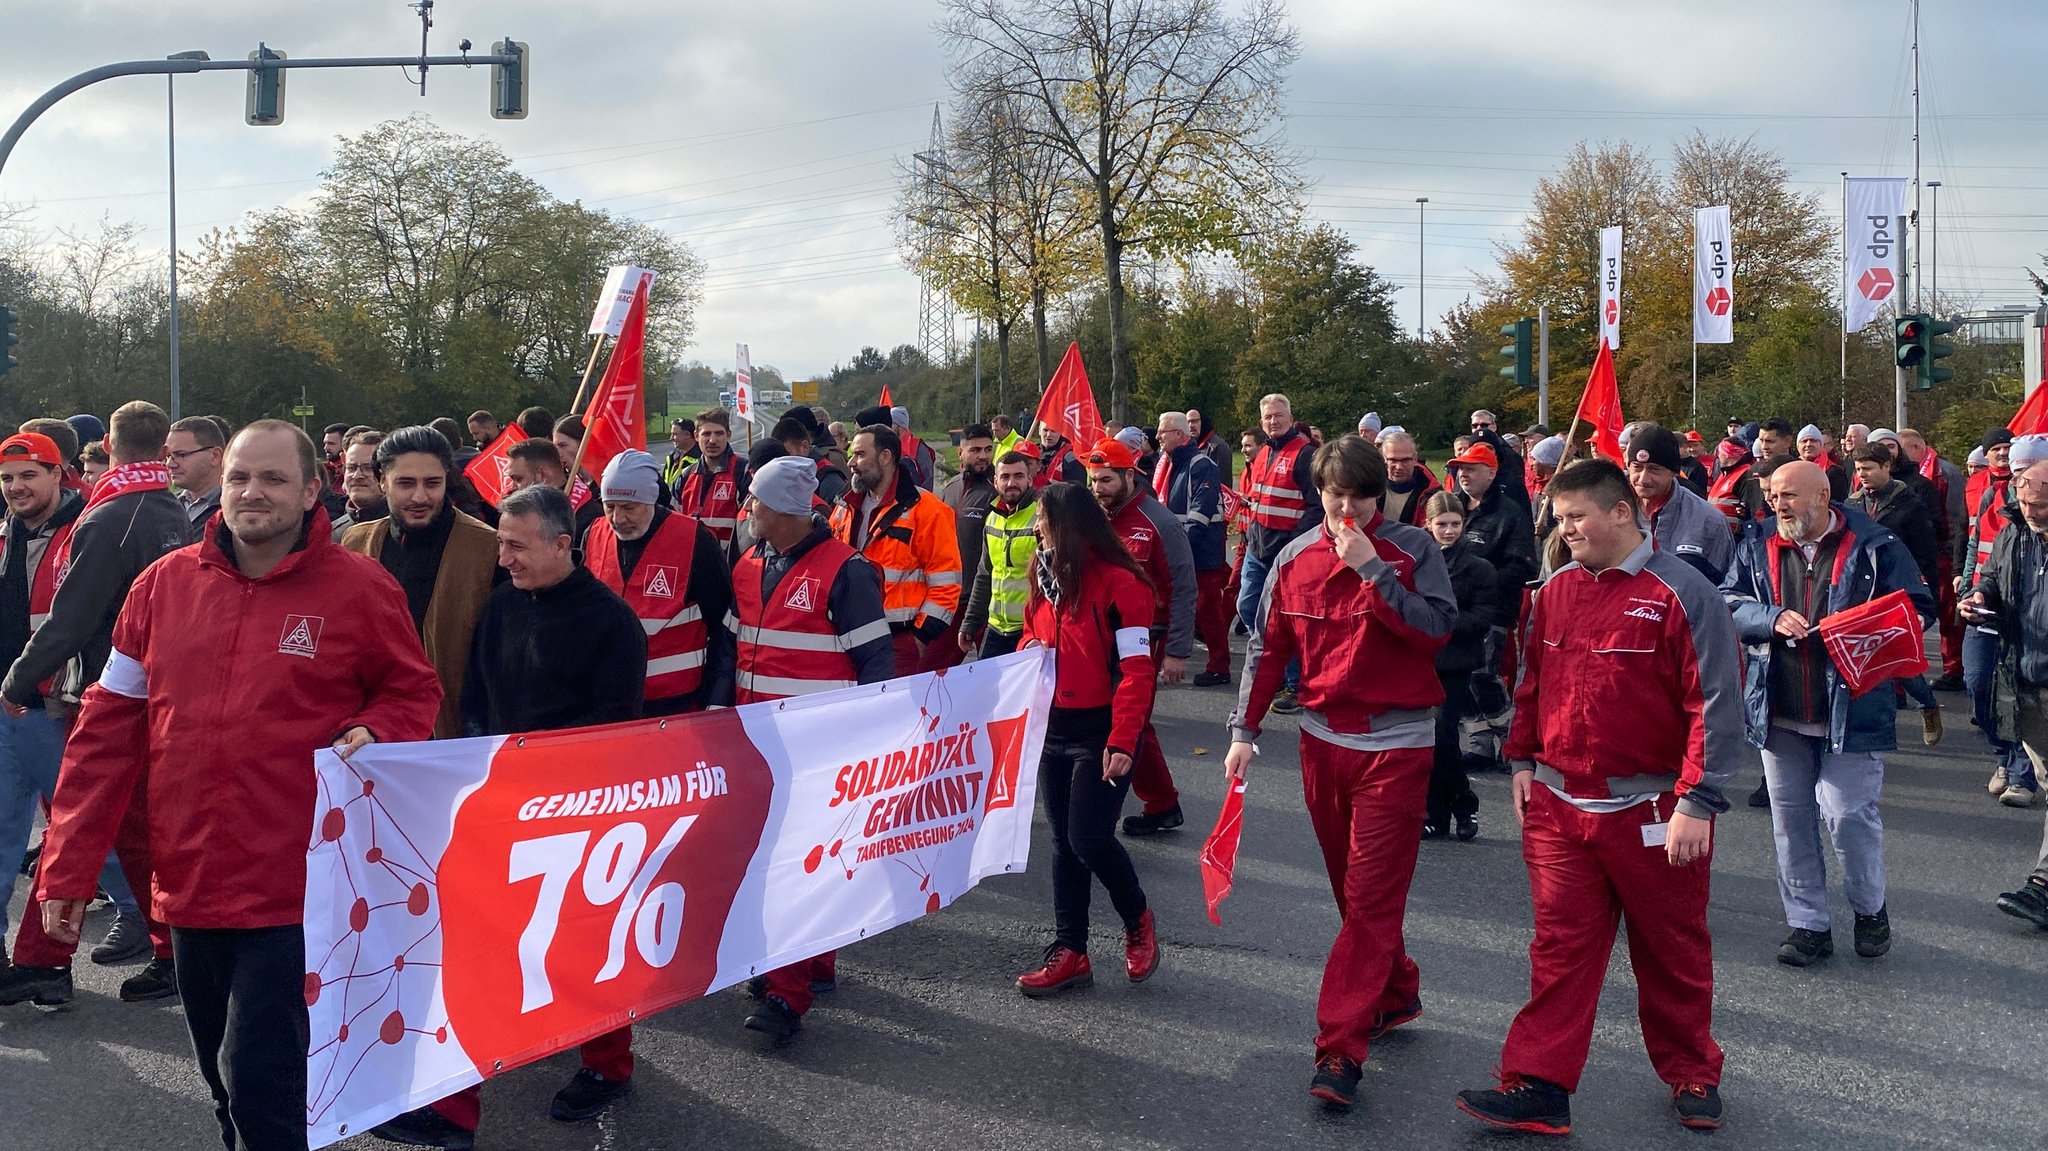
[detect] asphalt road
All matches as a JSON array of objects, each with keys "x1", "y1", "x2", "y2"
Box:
[{"x1": 5, "y1": 671, "x2": 2047, "y2": 1151}]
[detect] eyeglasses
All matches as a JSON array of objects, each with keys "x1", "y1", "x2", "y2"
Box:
[
  {"x1": 167, "y1": 446, "x2": 217, "y2": 462},
  {"x1": 343, "y1": 464, "x2": 376, "y2": 476}
]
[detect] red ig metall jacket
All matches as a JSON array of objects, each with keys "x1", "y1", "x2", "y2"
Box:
[
  {"x1": 38, "y1": 510, "x2": 442, "y2": 929},
  {"x1": 1023, "y1": 560, "x2": 1156, "y2": 755}
]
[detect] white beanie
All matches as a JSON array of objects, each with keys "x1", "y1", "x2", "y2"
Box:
[
  {"x1": 1870, "y1": 427, "x2": 1900, "y2": 446},
  {"x1": 1114, "y1": 425, "x2": 1147, "y2": 451},
  {"x1": 1530, "y1": 435, "x2": 1566, "y2": 468},
  {"x1": 1797, "y1": 423, "x2": 1825, "y2": 443},
  {"x1": 1357, "y1": 411, "x2": 1382, "y2": 434},
  {"x1": 750, "y1": 455, "x2": 819, "y2": 516},
  {"x1": 1968, "y1": 446, "x2": 1989, "y2": 468},
  {"x1": 1379, "y1": 424, "x2": 1407, "y2": 440},
  {"x1": 2012, "y1": 434, "x2": 2048, "y2": 470}
]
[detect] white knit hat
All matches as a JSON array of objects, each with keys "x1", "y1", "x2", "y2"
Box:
[{"x1": 1797, "y1": 423, "x2": 1825, "y2": 443}]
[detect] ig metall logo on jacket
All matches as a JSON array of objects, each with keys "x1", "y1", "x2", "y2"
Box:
[{"x1": 279, "y1": 614, "x2": 325, "y2": 659}]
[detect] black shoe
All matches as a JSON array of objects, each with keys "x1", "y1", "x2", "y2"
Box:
[
  {"x1": 1232, "y1": 618, "x2": 1248, "y2": 636},
  {"x1": 1368, "y1": 997, "x2": 1422, "y2": 1042},
  {"x1": 1671, "y1": 1083, "x2": 1723, "y2": 1130},
  {"x1": 1776, "y1": 928, "x2": 1833, "y2": 967},
  {"x1": 1121, "y1": 805, "x2": 1185, "y2": 836},
  {"x1": 1420, "y1": 822, "x2": 1448, "y2": 841},
  {"x1": 1996, "y1": 879, "x2": 2048, "y2": 928},
  {"x1": 1193, "y1": 671, "x2": 1231, "y2": 687},
  {"x1": 0, "y1": 964, "x2": 72, "y2": 1006},
  {"x1": 743, "y1": 994, "x2": 802, "y2": 1043},
  {"x1": 18, "y1": 840, "x2": 37, "y2": 877},
  {"x1": 551, "y1": 1067, "x2": 631, "y2": 1122},
  {"x1": 1308, "y1": 1054, "x2": 1362, "y2": 1111},
  {"x1": 1748, "y1": 779, "x2": 1770, "y2": 808},
  {"x1": 1853, "y1": 906, "x2": 1891, "y2": 958},
  {"x1": 1930, "y1": 674, "x2": 1966, "y2": 692},
  {"x1": 1454, "y1": 814, "x2": 1479, "y2": 842},
  {"x1": 119, "y1": 957, "x2": 178, "y2": 1002},
  {"x1": 743, "y1": 975, "x2": 768, "y2": 1000},
  {"x1": 810, "y1": 976, "x2": 837, "y2": 995},
  {"x1": 1270, "y1": 686, "x2": 1302, "y2": 715},
  {"x1": 1455, "y1": 1076, "x2": 1573, "y2": 1136},
  {"x1": 368, "y1": 1106, "x2": 476, "y2": 1149},
  {"x1": 91, "y1": 914, "x2": 151, "y2": 965}
]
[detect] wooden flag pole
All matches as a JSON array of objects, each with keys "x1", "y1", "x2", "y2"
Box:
[{"x1": 567, "y1": 334, "x2": 610, "y2": 417}]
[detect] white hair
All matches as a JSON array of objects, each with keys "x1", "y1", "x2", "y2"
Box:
[
  {"x1": 1157, "y1": 411, "x2": 1190, "y2": 435},
  {"x1": 1258, "y1": 393, "x2": 1292, "y2": 413},
  {"x1": 1378, "y1": 430, "x2": 1417, "y2": 452},
  {"x1": 1470, "y1": 409, "x2": 1496, "y2": 422}
]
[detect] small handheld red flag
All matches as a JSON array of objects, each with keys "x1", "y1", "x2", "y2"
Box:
[
  {"x1": 1032, "y1": 342, "x2": 1104, "y2": 448},
  {"x1": 1201, "y1": 778, "x2": 1247, "y2": 925},
  {"x1": 1817, "y1": 589, "x2": 1928, "y2": 696},
  {"x1": 579, "y1": 277, "x2": 651, "y2": 478},
  {"x1": 1573, "y1": 338, "x2": 1626, "y2": 463},
  {"x1": 463, "y1": 423, "x2": 528, "y2": 510}
]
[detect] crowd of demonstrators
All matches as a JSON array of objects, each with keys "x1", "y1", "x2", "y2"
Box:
[
  {"x1": 934, "y1": 423, "x2": 998, "y2": 671},
  {"x1": 1237, "y1": 394, "x2": 1322, "y2": 714},
  {"x1": 1153, "y1": 412, "x2": 1232, "y2": 688}
]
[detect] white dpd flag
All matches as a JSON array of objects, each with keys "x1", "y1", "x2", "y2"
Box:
[
  {"x1": 1843, "y1": 178, "x2": 1907, "y2": 333},
  {"x1": 1598, "y1": 225, "x2": 1622, "y2": 349},
  {"x1": 1693, "y1": 205, "x2": 1733, "y2": 345}
]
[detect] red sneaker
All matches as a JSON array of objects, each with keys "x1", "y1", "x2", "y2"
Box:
[
  {"x1": 1124, "y1": 908, "x2": 1161, "y2": 982},
  {"x1": 1016, "y1": 944, "x2": 1092, "y2": 998}
]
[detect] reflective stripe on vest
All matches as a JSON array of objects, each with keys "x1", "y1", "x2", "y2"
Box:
[
  {"x1": 983, "y1": 505, "x2": 1039, "y2": 634},
  {"x1": 679, "y1": 457, "x2": 743, "y2": 541},
  {"x1": 585, "y1": 513, "x2": 710, "y2": 702},
  {"x1": 732, "y1": 537, "x2": 864, "y2": 704},
  {"x1": 1248, "y1": 438, "x2": 1311, "y2": 529}
]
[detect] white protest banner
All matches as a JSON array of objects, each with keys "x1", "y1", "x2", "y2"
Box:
[{"x1": 586, "y1": 265, "x2": 656, "y2": 337}]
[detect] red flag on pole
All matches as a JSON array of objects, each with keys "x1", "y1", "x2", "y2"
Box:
[
  {"x1": 1201, "y1": 778, "x2": 1248, "y2": 925},
  {"x1": 579, "y1": 277, "x2": 650, "y2": 478},
  {"x1": 463, "y1": 423, "x2": 527, "y2": 510},
  {"x1": 1817, "y1": 588, "x2": 1928, "y2": 696},
  {"x1": 879, "y1": 382, "x2": 894, "y2": 408},
  {"x1": 2009, "y1": 385, "x2": 2048, "y2": 437},
  {"x1": 1033, "y1": 342, "x2": 1104, "y2": 448},
  {"x1": 1573, "y1": 338, "x2": 1626, "y2": 463}
]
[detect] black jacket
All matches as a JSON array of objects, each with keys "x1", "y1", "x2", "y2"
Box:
[
  {"x1": 461, "y1": 565, "x2": 647, "y2": 736},
  {"x1": 1853, "y1": 480, "x2": 1938, "y2": 585},
  {"x1": 1436, "y1": 539, "x2": 1504, "y2": 677},
  {"x1": 1461, "y1": 488, "x2": 1537, "y2": 592},
  {"x1": 1, "y1": 486, "x2": 194, "y2": 707}
]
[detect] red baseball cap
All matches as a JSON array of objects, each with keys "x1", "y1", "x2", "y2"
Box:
[
  {"x1": 1084, "y1": 437, "x2": 1138, "y2": 471},
  {"x1": 1445, "y1": 443, "x2": 1498, "y2": 471},
  {"x1": 0, "y1": 432, "x2": 64, "y2": 468},
  {"x1": 1683, "y1": 430, "x2": 1705, "y2": 443},
  {"x1": 1014, "y1": 439, "x2": 1042, "y2": 459}
]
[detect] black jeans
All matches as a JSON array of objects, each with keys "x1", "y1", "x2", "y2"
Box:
[
  {"x1": 1426, "y1": 674, "x2": 1479, "y2": 828},
  {"x1": 1042, "y1": 707, "x2": 1147, "y2": 953},
  {"x1": 172, "y1": 923, "x2": 311, "y2": 1151},
  {"x1": 979, "y1": 628, "x2": 1022, "y2": 659}
]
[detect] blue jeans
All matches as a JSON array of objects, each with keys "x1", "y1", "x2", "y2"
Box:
[
  {"x1": 1964, "y1": 627, "x2": 2033, "y2": 788},
  {"x1": 1760, "y1": 726, "x2": 1887, "y2": 931},
  {"x1": 0, "y1": 708, "x2": 67, "y2": 939},
  {"x1": 1235, "y1": 547, "x2": 1298, "y2": 691},
  {"x1": 1897, "y1": 675, "x2": 1938, "y2": 711}
]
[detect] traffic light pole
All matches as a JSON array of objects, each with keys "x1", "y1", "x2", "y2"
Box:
[
  {"x1": 1895, "y1": 214, "x2": 1910, "y2": 430},
  {"x1": 0, "y1": 50, "x2": 519, "y2": 182},
  {"x1": 1536, "y1": 303, "x2": 1550, "y2": 428}
]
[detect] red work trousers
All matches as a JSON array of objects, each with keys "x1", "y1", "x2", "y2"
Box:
[
  {"x1": 1195, "y1": 567, "x2": 1232, "y2": 675},
  {"x1": 17, "y1": 774, "x2": 170, "y2": 966},
  {"x1": 1128, "y1": 637, "x2": 1180, "y2": 816},
  {"x1": 1298, "y1": 734, "x2": 1430, "y2": 1064},
  {"x1": 762, "y1": 949, "x2": 838, "y2": 1015},
  {"x1": 1936, "y1": 554, "x2": 1963, "y2": 679},
  {"x1": 429, "y1": 1027, "x2": 634, "y2": 1131},
  {"x1": 1498, "y1": 785, "x2": 1722, "y2": 1093}
]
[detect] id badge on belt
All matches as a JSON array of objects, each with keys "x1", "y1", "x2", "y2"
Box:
[{"x1": 1640, "y1": 794, "x2": 1668, "y2": 848}]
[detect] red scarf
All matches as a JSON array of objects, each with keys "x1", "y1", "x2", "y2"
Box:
[
  {"x1": 54, "y1": 460, "x2": 171, "y2": 585},
  {"x1": 1152, "y1": 452, "x2": 1173, "y2": 499}
]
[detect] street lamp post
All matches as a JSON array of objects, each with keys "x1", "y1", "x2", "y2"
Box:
[
  {"x1": 1927, "y1": 180, "x2": 1942, "y2": 317},
  {"x1": 166, "y1": 50, "x2": 209, "y2": 421},
  {"x1": 1415, "y1": 197, "x2": 1429, "y2": 339}
]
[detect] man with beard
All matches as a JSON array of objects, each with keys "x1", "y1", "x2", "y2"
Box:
[
  {"x1": 166, "y1": 415, "x2": 226, "y2": 526},
  {"x1": 960, "y1": 450, "x2": 1039, "y2": 659},
  {"x1": 329, "y1": 429, "x2": 389, "y2": 541},
  {"x1": 1722, "y1": 460, "x2": 1933, "y2": 968},
  {"x1": 930, "y1": 424, "x2": 998, "y2": 671},
  {"x1": 829, "y1": 424, "x2": 962, "y2": 674},
  {"x1": 1154, "y1": 412, "x2": 1231, "y2": 687},
  {"x1": 338, "y1": 426, "x2": 503, "y2": 739},
  {"x1": 581, "y1": 449, "x2": 733, "y2": 716},
  {"x1": 1796, "y1": 424, "x2": 1851, "y2": 501},
  {"x1": 505, "y1": 437, "x2": 600, "y2": 545}
]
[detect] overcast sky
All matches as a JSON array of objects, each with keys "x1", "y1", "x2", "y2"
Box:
[{"x1": 2, "y1": 0, "x2": 2041, "y2": 379}]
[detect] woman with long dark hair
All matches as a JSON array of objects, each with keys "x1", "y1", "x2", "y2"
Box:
[{"x1": 1014, "y1": 483, "x2": 1162, "y2": 997}]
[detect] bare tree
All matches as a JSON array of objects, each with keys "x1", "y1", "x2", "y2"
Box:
[{"x1": 942, "y1": 0, "x2": 1302, "y2": 421}]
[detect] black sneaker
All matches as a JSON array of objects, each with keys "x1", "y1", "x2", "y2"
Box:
[
  {"x1": 1121, "y1": 805, "x2": 1185, "y2": 836},
  {"x1": 743, "y1": 975, "x2": 768, "y2": 1000},
  {"x1": 1192, "y1": 671, "x2": 1231, "y2": 687},
  {"x1": 1368, "y1": 997, "x2": 1422, "y2": 1042},
  {"x1": 1996, "y1": 879, "x2": 2048, "y2": 928},
  {"x1": 1671, "y1": 1083, "x2": 1723, "y2": 1130},
  {"x1": 1454, "y1": 814, "x2": 1479, "y2": 842},
  {"x1": 1853, "y1": 906, "x2": 1891, "y2": 958},
  {"x1": 91, "y1": 914, "x2": 152, "y2": 965},
  {"x1": 743, "y1": 993, "x2": 802, "y2": 1044},
  {"x1": 1748, "y1": 779, "x2": 1770, "y2": 808},
  {"x1": 550, "y1": 1067, "x2": 630, "y2": 1121},
  {"x1": 368, "y1": 1106, "x2": 476, "y2": 1149},
  {"x1": 0, "y1": 964, "x2": 72, "y2": 1007},
  {"x1": 1270, "y1": 686, "x2": 1302, "y2": 715},
  {"x1": 119, "y1": 957, "x2": 178, "y2": 1002},
  {"x1": 810, "y1": 975, "x2": 837, "y2": 995},
  {"x1": 1930, "y1": 674, "x2": 1966, "y2": 692},
  {"x1": 1775, "y1": 928, "x2": 1833, "y2": 967},
  {"x1": 1420, "y1": 822, "x2": 1448, "y2": 841},
  {"x1": 1308, "y1": 1054, "x2": 1362, "y2": 1111},
  {"x1": 1455, "y1": 1076, "x2": 1572, "y2": 1136}
]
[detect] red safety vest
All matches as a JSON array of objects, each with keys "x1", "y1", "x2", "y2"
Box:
[
  {"x1": 1971, "y1": 476, "x2": 2012, "y2": 576},
  {"x1": 1247, "y1": 436, "x2": 1312, "y2": 532},
  {"x1": 730, "y1": 539, "x2": 863, "y2": 703},
  {"x1": 678, "y1": 454, "x2": 743, "y2": 543},
  {"x1": 585, "y1": 512, "x2": 710, "y2": 704},
  {"x1": 1707, "y1": 462, "x2": 1751, "y2": 533}
]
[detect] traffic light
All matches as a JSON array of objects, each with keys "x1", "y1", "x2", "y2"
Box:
[
  {"x1": 491, "y1": 40, "x2": 529, "y2": 120},
  {"x1": 1498, "y1": 318, "x2": 1533, "y2": 388},
  {"x1": 245, "y1": 45, "x2": 286, "y2": 126},
  {"x1": 0, "y1": 304, "x2": 16, "y2": 377},
  {"x1": 1918, "y1": 316, "x2": 1956, "y2": 389},
  {"x1": 1894, "y1": 314, "x2": 1926, "y2": 373}
]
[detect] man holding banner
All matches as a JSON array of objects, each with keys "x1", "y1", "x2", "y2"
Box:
[{"x1": 36, "y1": 421, "x2": 440, "y2": 1151}]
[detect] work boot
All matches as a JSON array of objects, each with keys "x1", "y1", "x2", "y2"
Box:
[
  {"x1": 1854, "y1": 906, "x2": 1892, "y2": 958},
  {"x1": 1309, "y1": 1054, "x2": 1362, "y2": 1111},
  {"x1": 1931, "y1": 673, "x2": 1965, "y2": 692},
  {"x1": 1016, "y1": 943, "x2": 1092, "y2": 998},
  {"x1": 1121, "y1": 805, "x2": 1184, "y2": 836},
  {"x1": 1775, "y1": 928, "x2": 1833, "y2": 967},
  {"x1": 0, "y1": 964, "x2": 72, "y2": 1007},
  {"x1": 1454, "y1": 814, "x2": 1479, "y2": 842},
  {"x1": 369, "y1": 1106, "x2": 476, "y2": 1149},
  {"x1": 91, "y1": 913, "x2": 152, "y2": 965},
  {"x1": 119, "y1": 957, "x2": 178, "y2": 1002},
  {"x1": 1670, "y1": 1083, "x2": 1724, "y2": 1130},
  {"x1": 1921, "y1": 708, "x2": 1943, "y2": 745},
  {"x1": 1124, "y1": 909, "x2": 1160, "y2": 982},
  {"x1": 742, "y1": 995, "x2": 802, "y2": 1044},
  {"x1": 1995, "y1": 878, "x2": 2048, "y2": 929},
  {"x1": 1455, "y1": 1075, "x2": 1572, "y2": 1136},
  {"x1": 1270, "y1": 686, "x2": 1302, "y2": 715},
  {"x1": 550, "y1": 1067, "x2": 631, "y2": 1121}
]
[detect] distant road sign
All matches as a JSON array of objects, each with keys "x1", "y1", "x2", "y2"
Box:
[{"x1": 291, "y1": 404, "x2": 316, "y2": 417}]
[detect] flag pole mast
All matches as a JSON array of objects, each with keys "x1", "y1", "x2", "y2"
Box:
[
  {"x1": 1839, "y1": 170, "x2": 1849, "y2": 430},
  {"x1": 568, "y1": 335, "x2": 610, "y2": 416}
]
